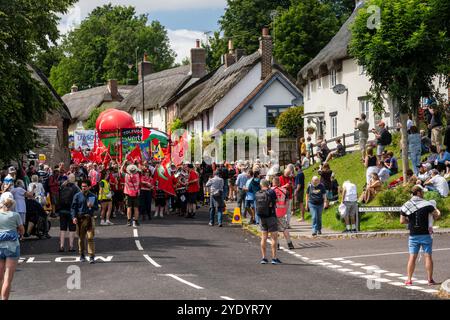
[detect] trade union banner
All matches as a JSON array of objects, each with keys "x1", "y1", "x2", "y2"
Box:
[{"x1": 74, "y1": 130, "x2": 95, "y2": 150}]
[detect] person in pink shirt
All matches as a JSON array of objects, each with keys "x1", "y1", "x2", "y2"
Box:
[
  {"x1": 272, "y1": 177, "x2": 294, "y2": 250},
  {"x1": 121, "y1": 162, "x2": 141, "y2": 227}
]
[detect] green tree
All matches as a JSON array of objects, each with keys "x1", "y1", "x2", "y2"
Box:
[
  {"x1": 33, "y1": 45, "x2": 64, "y2": 78},
  {"x1": 0, "y1": 0, "x2": 76, "y2": 163},
  {"x1": 350, "y1": 0, "x2": 449, "y2": 180},
  {"x1": 219, "y1": 0, "x2": 291, "y2": 55},
  {"x1": 203, "y1": 32, "x2": 227, "y2": 71},
  {"x1": 276, "y1": 106, "x2": 304, "y2": 138},
  {"x1": 322, "y1": 0, "x2": 355, "y2": 23},
  {"x1": 85, "y1": 106, "x2": 106, "y2": 130},
  {"x1": 49, "y1": 4, "x2": 175, "y2": 95},
  {"x1": 273, "y1": 0, "x2": 340, "y2": 77}
]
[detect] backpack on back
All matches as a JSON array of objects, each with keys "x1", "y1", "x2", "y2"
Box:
[
  {"x1": 255, "y1": 190, "x2": 271, "y2": 218},
  {"x1": 381, "y1": 130, "x2": 392, "y2": 145}
]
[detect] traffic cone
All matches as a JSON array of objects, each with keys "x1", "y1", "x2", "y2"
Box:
[
  {"x1": 223, "y1": 202, "x2": 228, "y2": 215},
  {"x1": 232, "y1": 207, "x2": 242, "y2": 224}
]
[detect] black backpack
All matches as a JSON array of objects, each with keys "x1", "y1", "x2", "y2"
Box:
[
  {"x1": 255, "y1": 190, "x2": 271, "y2": 218},
  {"x1": 59, "y1": 184, "x2": 78, "y2": 210},
  {"x1": 381, "y1": 130, "x2": 392, "y2": 145}
]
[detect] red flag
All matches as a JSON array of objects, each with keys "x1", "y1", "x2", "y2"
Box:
[
  {"x1": 71, "y1": 150, "x2": 86, "y2": 165},
  {"x1": 154, "y1": 159, "x2": 175, "y2": 196},
  {"x1": 126, "y1": 145, "x2": 142, "y2": 163}
]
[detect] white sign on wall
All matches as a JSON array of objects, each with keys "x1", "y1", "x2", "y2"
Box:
[{"x1": 74, "y1": 130, "x2": 95, "y2": 150}]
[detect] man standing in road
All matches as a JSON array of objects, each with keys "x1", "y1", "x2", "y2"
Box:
[
  {"x1": 256, "y1": 179, "x2": 281, "y2": 265},
  {"x1": 186, "y1": 164, "x2": 199, "y2": 218},
  {"x1": 206, "y1": 171, "x2": 224, "y2": 227},
  {"x1": 71, "y1": 180, "x2": 99, "y2": 264},
  {"x1": 235, "y1": 168, "x2": 249, "y2": 216},
  {"x1": 355, "y1": 114, "x2": 369, "y2": 161},
  {"x1": 400, "y1": 185, "x2": 440, "y2": 286},
  {"x1": 294, "y1": 163, "x2": 305, "y2": 222}
]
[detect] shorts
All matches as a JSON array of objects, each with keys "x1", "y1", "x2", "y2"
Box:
[
  {"x1": 112, "y1": 190, "x2": 124, "y2": 203},
  {"x1": 259, "y1": 216, "x2": 278, "y2": 233},
  {"x1": 0, "y1": 245, "x2": 20, "y2": 260},
  {"x1": 295, "y1": 189, "x2": 304, "y2": 204},
  {"x1": 245, "y1": 199, "x2": 255, "y2": 208},
  {"x1": 431, "y1": 126, "x2": 442, "y2": 147},
  {"x1": 155, "y1": 197, "x2": 166, "y2": 207},
  {"x1": 408, "y1": 235, "x2": 433, "y2": 255},
  {"x1": 187, "y1": 192, "x2": 197, "y2": 204},
  {"x1": 277, "y1": 216, "x2": 289, "y2": 232},
  {"x1": 343, "y1": 201, "x2": 358, "y2": 219},
  {"x1": 59, "y1": 210, "x2": 76, "y2": 232},
  {"x1": 99, "y1": 199, "x2": 112, "y2": 204},
  {"x1": 377, "y1": 144, "x2": 385, "y2": 156},
  {"x1": 125, "y1": 195, "x2": 139, "y2": 208},
  {"x1": 359, "y1": 138, "x2": 368, "y2": 153}
]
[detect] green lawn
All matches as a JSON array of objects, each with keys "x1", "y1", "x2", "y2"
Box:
[{"x1": 297, "y1": 134, "x2": 450, "y2": 231}]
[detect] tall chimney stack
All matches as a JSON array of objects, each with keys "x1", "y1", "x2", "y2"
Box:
[
  {"x1": 224, "y1": 39, "x2": 237, "y2": 68},
  {"x1": 259, "y1": 27, "x2": 273, "y2": 80},
  {"x1": 138, "y1": 52, "x2": 153, "y2": 82},
  {"x1": 190, "y1": 39, "x2": 207, "y2": 78},
  {"x1": 107, "y1": 79, "x2": 119, "y2": 100}
]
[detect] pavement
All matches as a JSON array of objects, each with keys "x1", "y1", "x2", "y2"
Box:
[{"x1": 9, "y1": 204, "x2": 449, "y2": 300}]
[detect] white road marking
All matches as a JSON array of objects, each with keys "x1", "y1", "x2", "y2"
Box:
[
  {"x1": 398, "y1": 276, "x2": 417, "y2": 281},
  {"x1": 389, "y1": 282, "x2": 406, "y2": 286},
  {"x1": 372, "y1": 278, "x2": 392, "y2": 283},
  {"x1": 338, "y1": 268, "x2": 353, "y2": 272},
  {"x1": 360, "y1": 275, "x2": 380, "y2": 279},
  {"x1": 133, "y1": 229, "x2": 139, "y2": 238},
  {"x1": 135, "y1": 240, "x2": 144, "y2": 251},
  {"x1": 287, "y1": 251, "x2": 295, "y2": 254},
  {"x1": 143, "y1": 254, "x2": 161, "y2": 268},
  {"x1": 405, "y1": 286, "x2": 425, "y2": 290},
  {"x1": 311, "y1": 260, "x2": 324, "y2": 263},
  {"x1": 294, "y1": 254, "x2": 302, "y2": 257},
  {"x1": 326, "y1": 265, "x2": 342, "y2": 269},
  {"x1": 349, "y1": 271, "x2": 365, "y2": 275},
  {"x1": 350, "y1": 263, "x2": 365, "y2": 267},
  {"x1": 325, "y1": 248, "x2": 450, "y2": 260},
  {"x1": 332, "y1": 258, "x2": 344, "y2": 261},
  {"x1": 341, "y1": 260, "x2": 354, "y2": 264},
  {"x1": 414, "y1": 280, "x2": 430, "y2": 285},
  {"x1": 386, "y1": 273, "x2": 403, "y2": 277},
  {"x1": 361, "y1": 266, "x2": 379, "y2": 270},
  {"x1": 221, "y1": 296, "x2": 235, "y2": 300},
  {"x1": 318, "y1": 262, "x2": 332, "y2": 266},
  {"x1": 421, "y1": 289, "x2": 439, "y2": 294},
  {"x1": 372, "y1": 270, "x2": 388, "y2": 273},
  {"x1": 166, "y1": 274, "x2": 204, "y2": 290}
]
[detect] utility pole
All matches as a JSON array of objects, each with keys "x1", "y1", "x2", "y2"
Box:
[{"x1": 141, "y1": 53, "x2": 145, "y2": 128}]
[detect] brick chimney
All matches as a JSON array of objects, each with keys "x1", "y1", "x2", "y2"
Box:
[
  {"x1": 107, "y1": 79, "x2": 119, "y2": 100},
  {"x1": 224, "y1": 39, "x2": 236, "y2": 68},
  {"x1": 235, "y1": 49, "x2": 245, "y2": 62},
  {"x1": 259, "y1": 27, "x2": 273, "y2": 80},
  {"x1": 138, "y1": 52, "x2": 153, "y2": 82},
  {"x1": 71, "y1": 84, "x2": 78, "y2": 93},
  {"x1": 190, "y1": 39, "x2": 207, "y2": 78}
]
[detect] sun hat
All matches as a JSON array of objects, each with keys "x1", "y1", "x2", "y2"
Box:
[{"x1": 127, "y1": 164, "x2": 138, "y2": 174}]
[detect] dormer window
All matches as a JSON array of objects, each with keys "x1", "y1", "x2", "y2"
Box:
[
  {"x1": 318, "y1": 76, "x2": 322, "y2": 89},
  {"x1": 330, "y1": 69, "x2": 337, "y2": 87},
  {"x1": 307, "y1": 80, "x2": 312, "y2": 100}
]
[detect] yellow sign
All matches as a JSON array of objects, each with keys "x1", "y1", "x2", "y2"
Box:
[
  {"x1": 232, "y1": 207, "x2": 242, "y2": 224},
  {"x1": 38, "y1": 154, "x2": 46, "y2": 162}
]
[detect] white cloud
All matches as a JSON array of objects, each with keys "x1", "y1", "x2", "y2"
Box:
[{"x1": 168, "y1": 29, "x2": 208, "y2": 63}]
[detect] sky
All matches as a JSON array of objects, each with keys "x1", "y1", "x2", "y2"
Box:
[{"x1": 58, "y1": 0, "x2": 227, "y2": 63}]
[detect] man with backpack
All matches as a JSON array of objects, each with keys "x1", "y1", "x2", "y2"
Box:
[
  {"x1": 58, "y1": 174, "x2": 80, "y2": 252},
  {"x1": 373, "y1": 121, "x2": 392, "y2": 160},
  {"x1": 256, "y1": 179, "x2": 281, "y2": 265},
  {"x1": 245, "y1": 171, "x2": 261, "y2": 224}
]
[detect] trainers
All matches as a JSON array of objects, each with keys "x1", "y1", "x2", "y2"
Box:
[
  {"x1": 271, "y1": 258, "x2": 283, "y2": 265},
  {"x1": 89, "y1": 256, "x2": 95, "y2": 264},
  {"x1": 45, "y1": 234, "x2": 51, "y2": 239},
  {"x1": 288, "y1": 242, "x2": 295, "y2": 250},
  {"x1": 260, "y1": 258, "x2": 268, "y2": 264},
  {"x1": 351, "y1": 229, "x2": 357, "y2": 233},
  {"x1": 127, "y1": 220, "x2": 132, "y2": 226},
  {"x1": 132, "y1": 220, "x2": 136, "y2": 227},
  {"x1": 100, "y1": 220, "x2": 107, "y2": 226},
  {"x1": 80, "y1": 255, "x2": 86, "y2": 262},
  {"x1": 318, "y1": 230, "x2": 322, "y2": 235},
  {"x1": 208, "y1": 222, "x2": 213, "y2": 226},
  {"x1": 428, "y1": 279, "x2": 437, "y2": 286},
  {"x1": 134, "y1": 220, "x2": 140, "y2": 226},
  {"x1": 405, "y1": 280, "x2": 413, "y2": 286},
  {"x1": 218, "y1": 224, "x2": 223, "y2": 227},
  {"x1": 106, "y1": 220, "x2": 114, "y2": 225},
  {"x1": 312, "y1": 232, "x2": 317, "y2": 236},
  {"x1": 342, "y1": 229, "x2": 350, "y2": 233}
]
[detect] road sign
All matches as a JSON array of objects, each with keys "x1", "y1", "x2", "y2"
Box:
[{"x1": 38, "y1": 154, "x2": 46, "y2": 162}]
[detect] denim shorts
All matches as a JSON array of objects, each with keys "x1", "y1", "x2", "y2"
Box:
[
  {"x1": 0, "y1": 245, "x2": 20, "y2": 260},
  {"x1": 408, "y1": 234, "x2": 433, "y2": 255}
]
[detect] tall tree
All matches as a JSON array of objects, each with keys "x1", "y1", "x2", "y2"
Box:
[
  {"x1": 49, "y1": 4, "x2": 175, "y2": 95},
  {"x1": 203, "y1": 31, "x2": 227, "y2": 71},
  {"x1": 273, "y1": 0, "x2": 340, "y2": 77},
  {"x1": 219, "y1": 0, "x2": 291, "y2": 55},
  {"x1": 0, "y1": 0, "x2": 76, "y2": 163},
  {"x1": 322, "y1": 0, "x2": 356, "y2": 23},
  {"x1": 350, "y1": 0, "x2": 449, "y2": 180}
]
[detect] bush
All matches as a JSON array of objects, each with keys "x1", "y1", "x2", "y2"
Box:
[
  {"x1": 276, "y1": 106, "x2": 304, "y2": 138},
  {"x1": 169, "y1": 118, "x2": 185, "y2": 132},
  {"x1": 377, "y1": 185, "x2": 413, "y2": 217},
  {"x1": 84, "y1": 106, "x2": 106, "y2": 130}
]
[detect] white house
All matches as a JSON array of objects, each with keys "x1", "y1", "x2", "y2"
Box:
[
  {"x1": 297, "y1": 2, "x2": 448, "y2": 148},
  {"x1": 177, "y1": 28, "x2": 303, "y2": 136}
]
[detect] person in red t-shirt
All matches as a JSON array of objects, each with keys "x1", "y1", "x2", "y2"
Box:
[
  {"x1": 139, "y1": 169, "x2": 154, "y2": 220},
  {"x1": 279, "y1": 168, "x2": 294, "y2": 228},
  {"x1": 186, "y1": 164, "x2": 200, "y2": 218}
]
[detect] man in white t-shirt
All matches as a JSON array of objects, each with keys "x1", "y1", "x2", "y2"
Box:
[
  {"x1": 341, "y1": 181, "x2": 358, "y2": 233},
  {"x1": 424, "y1": 169, "x2": 449, "y2": 197}
]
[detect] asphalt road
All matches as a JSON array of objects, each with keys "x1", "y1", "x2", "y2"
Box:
[{"x1": 10, "y1": 206, "x2": 447, "y2": 300}]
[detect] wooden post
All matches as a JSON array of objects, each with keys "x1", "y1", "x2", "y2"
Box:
[{"x1": 343, "y1": 133, "x2": 346, "y2": 151}]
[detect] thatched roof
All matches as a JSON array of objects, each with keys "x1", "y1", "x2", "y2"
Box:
[
  {"x1": 29, "y1": 65, "x2": 71, "y2": 120},
  {"x1": 119, "y1": 65, "x2": 195, "y2": 112},
  {"x1": 62, "y1": 85, "x2": 134, "y2": 122},
  {"x1": 180, "y1": 51, "x2": 261, "y2": 122},
  {"x1": 297, "y1": 5, "x2": 361, "y2": 84}
]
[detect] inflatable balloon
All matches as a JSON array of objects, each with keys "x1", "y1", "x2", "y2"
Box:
[
  {"x1": 98, "y1": 109, "x2": 136, "y2": 132},
  {"x1": 96, "y1": 108, "x2": 116, "y2": 131}
]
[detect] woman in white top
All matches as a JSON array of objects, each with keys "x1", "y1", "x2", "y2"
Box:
[
  {"x1": 11, "y1": 180, "x2": 33, "y2": 225},
  {"x1": 27, "y1": 175, "x2": 46, "y2": 207}
]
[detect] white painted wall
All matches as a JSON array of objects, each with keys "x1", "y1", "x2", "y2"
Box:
[
  {"x1": 226, "y1": 79, "x2": 297, "y2": 130},
  {"x1": 211, "y1": 63, "x2": 262, "y2": 128},
  {"x1": 303, "y1": 58, "x2": 395, "y2": 147}
]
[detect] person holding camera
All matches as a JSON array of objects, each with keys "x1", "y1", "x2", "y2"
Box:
[{"x1": 355, "y1": 114, "x2": 369, "y2": 161}]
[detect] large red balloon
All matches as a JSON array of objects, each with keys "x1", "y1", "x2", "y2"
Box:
[
  {"x1": 98, "y1": 109, "x2": 136, "y2": 132},
  {"x1": 96, "y1": 108, "x2": 116, "y2": 131}
]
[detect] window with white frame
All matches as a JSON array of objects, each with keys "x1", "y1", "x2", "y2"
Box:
[
  {"x1": 330, "y1": 69, "x2": 337, "y2": 87},
  {"x1": 330, "y1": 114, "x2": 337, "y2": 138},
  {"x1": 318, "y1": 76, "x2": 322, "y2": 89},
  {"x1": 359, "y1": 98, "x2": 370, "y2": 120}
]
